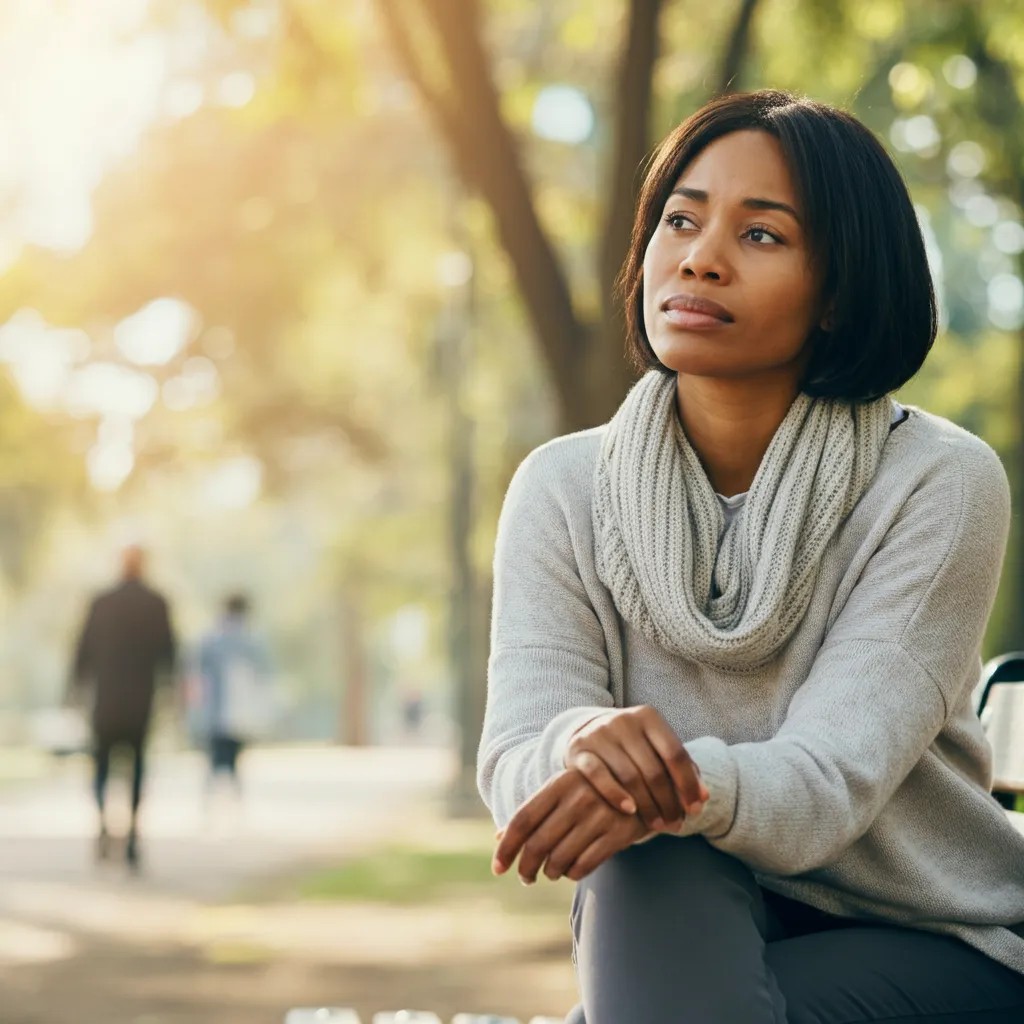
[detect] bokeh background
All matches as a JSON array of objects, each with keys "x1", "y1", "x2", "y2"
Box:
[{"x1": 0, "y1": 1, "x2": 1023, "y2": 1022}]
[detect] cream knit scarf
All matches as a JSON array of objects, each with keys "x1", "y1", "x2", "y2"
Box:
[{"x1": 593, "y1": 371, "x2": 893, "y2": 672}]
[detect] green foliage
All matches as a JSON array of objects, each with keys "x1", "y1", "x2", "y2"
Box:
[
  {"x1": 294, "y1": 841, "x2": 570, "y2": 914},
  {"x1": 298, "y1": 846, "x2": 497, "y2": 903},
  {"x1": 3, "y1": 0, "x2": 1024, "y2": 694},
  {"x1": 0, "y1": 373, "x2": 87, "y2": 584}
]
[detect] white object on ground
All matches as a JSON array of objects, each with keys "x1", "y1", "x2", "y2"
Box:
[
  {"x1": 372, "y1": 1014, "x2": 443, "y2": 1024},
  {"x1": 452, "y1": 1016, "x2": 521, "y2": 1023},
  {"x1": 285, "y1": 1010, "x2": 361, "y2": 1024}
]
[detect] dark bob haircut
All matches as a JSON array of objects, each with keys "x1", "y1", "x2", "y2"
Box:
[{"x1": 621, "y1": 90, "x2": 937, "y2": 401}]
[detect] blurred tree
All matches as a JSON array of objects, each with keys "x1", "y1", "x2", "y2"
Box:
[
  {"x1": 378, "y1": 0, "x2": 766, "y2": 430},
  {"x1": 1, "y1": 0, "x2": 1023, "y2": 698},
  {"x1": 0, "y1": 374, "x2": 87, "y2": 585},
  {"x1": 952, "y1": 5, "x2": 1024, "y2": 648},
  {"x1": 775, "y1": 0, "x2": 1024, "y2": 647}
]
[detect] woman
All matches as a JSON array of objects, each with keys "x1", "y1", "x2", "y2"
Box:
[{"x1": 478, "y1": 90, "x2": 1024, "y2": 1022}]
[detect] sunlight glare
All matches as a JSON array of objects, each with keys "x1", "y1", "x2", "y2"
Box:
[
  {"x1": 115, "y1": 297, "x2": 198, "y2": 366},
  {"x1": 0, "y1": 0, "x2": 172, "y2": 253}
]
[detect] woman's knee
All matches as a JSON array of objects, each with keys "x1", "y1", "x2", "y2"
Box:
[
  {"x1": 572, "y1": 835, "x2": 768, "y2": 952},
  {"x1": 577, "y1": 835, "x2": 759, "y2": 913},
  {"x1": 571, "y1": 837, "x2": 784, "y2": 1024}
]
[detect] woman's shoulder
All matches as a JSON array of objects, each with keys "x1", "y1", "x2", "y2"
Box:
[
  {"x1": 507, "y1": 425, "x2": 607, "y2": 504},
  {"x1": 495, "y1": 426, "x2": 607, "y2": 561},
  {"x1": 885, "y1": 406, "x2": 1009, "y2": 504}
]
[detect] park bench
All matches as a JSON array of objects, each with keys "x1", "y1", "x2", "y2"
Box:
[{"x1": 974, "y1": 651, "x2": 1024, "y2": 809}]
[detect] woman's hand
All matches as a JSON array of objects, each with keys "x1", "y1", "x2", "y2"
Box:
[
  {"x1": 564, "y1": 706, "x2": 709, "y2": 832},
  {"x1": 493, "y1": 769, "x2": 649, "y2": 884}
]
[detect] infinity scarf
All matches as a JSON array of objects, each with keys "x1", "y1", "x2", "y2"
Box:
[{"x1": 592, "y1": 371, "x2": 893, "y2": 671}]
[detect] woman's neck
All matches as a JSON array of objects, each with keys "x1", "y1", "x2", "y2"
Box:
[{"x1": 675, "y1": 372, "x2": 801, "y2": 497}]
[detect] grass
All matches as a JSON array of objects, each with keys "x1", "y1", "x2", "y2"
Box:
[
  {"x1": 297, "y1": 846, "x2": 498, "y2": 903},
  {"x1": 272, "y1": 827, "x2": 574, "y2": 916}
]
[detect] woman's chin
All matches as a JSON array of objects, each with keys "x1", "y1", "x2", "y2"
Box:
[
  {"x1": 650, "y1": 338, "x2": 742, "y2": 378},
  {"x1": 650, "y1": 335, "x2": 804, "y2": 382}
]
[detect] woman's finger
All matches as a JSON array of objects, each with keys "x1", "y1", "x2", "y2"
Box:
[
  {"x1": 643, "y1": 721, "x2": 707, "y2": 813},
  {"x1": 493, "y1": 773, "x2": 566, "y2": 874},
  {"x1": 516, "y1": 773, "x2": 602, "y2": 883},
  {"x1": 564, "y1": 749, "x2": 637, "y2": 815},
  {"x1": 565, "y1": 832, "x2": 621, "y2": 882},
  {"x1": 620, "y1": 724, "x2": 686, "y2": 826},
  {"x1": 542, "y1": 808, "x2": 608, "y2": 881},
  {"x1": 515, "y1": 802, "x2": 579, "y2": 884},
  {"x1": 586, "y1": 740, "x2": 663, "y2": 829}
]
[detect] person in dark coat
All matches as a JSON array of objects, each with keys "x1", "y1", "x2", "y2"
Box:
[{"x1": 70, "y1": 544, "x2": 177, "y2": 869}]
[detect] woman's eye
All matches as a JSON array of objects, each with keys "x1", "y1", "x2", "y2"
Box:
[
  {"x1": 664, "y1": 212, "x2": 695, "y2": 230},
  {"x1": 744, "y1": 225, "x2": 782, "y2": 245}
]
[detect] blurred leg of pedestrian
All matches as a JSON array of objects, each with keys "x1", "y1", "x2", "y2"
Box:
[
  {"x1": 205, "y1": 733, "x2": 245, "y2": 836},
  {"x1": 212, "y1": 734, "x2": 244, "y2": 791},
  {"x1": 125, "y1": 735, "x2": 146, "y2": 871},
  {"x1": 226, "y1": 737, "x2": 243, "y2": 795},
  {"x1": 93, "y1": 733, "x2": 148, "y2": 869},
  {"x1": 92, "y1": 735, "x2": 114, "y2": 861}
]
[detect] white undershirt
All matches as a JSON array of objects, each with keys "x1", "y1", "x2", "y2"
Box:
[{"x1": 715, "y1": 402, "x2": 907, "y2": 528}]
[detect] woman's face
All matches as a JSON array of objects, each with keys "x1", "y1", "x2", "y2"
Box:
[{"x1": 642, "y1": 130, "x2": 825, "y2": 383}]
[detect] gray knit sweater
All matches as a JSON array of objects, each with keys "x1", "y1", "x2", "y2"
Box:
[{"x1": 478, "y1": 407, "x2": 1024, "y2": 972}]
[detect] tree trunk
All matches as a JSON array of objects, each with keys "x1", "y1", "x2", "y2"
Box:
[
  {"x1": 716, "y1": 0, "x2": 764, "y2": 95},
  {"x1": 380, "y1": 0, "x2": 767, "y2": 431},
  {"x1": 590, "y1": 0, "x2": 666, "y2": 421},
  {"x1": 340, "y1": 595, "x2": 368, "y2": 746},
  {"x1": 380, "y1": 0, "x2": 590, "y2": 433}
]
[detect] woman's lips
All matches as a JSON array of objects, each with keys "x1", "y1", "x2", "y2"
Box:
[
  {"x1": 661, "y1": 293, "x2": 734, "y2": 330},
  {"x1": 663, "y1": 308, "x2": 731, "y2": 329}
]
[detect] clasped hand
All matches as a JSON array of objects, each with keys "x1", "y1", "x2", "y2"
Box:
[{"x1": 492, "y1": 706, "x2": 709, "y2": 885}]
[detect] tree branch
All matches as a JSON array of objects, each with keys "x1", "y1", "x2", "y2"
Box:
[
  {"x1": 716, "y1": 0, "x2": 763, "y2": 95},
  {"x1": 381, "y1": 0, "x2": 591, "y2": 429},
  {"x1": 599, "y1": 0, "x2": 664, "y2": 314},
  {"x1": 378, "y1": 0, "x2": 452, "y2": 130},
  {"x1": 588, "y1": 0, "x2": 666, "y2": 420}
]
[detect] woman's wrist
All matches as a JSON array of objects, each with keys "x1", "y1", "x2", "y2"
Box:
[{"x1": 562, "y1": 709, "x2": 618, "y2": 766}]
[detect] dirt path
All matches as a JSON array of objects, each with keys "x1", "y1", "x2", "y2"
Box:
[
  {"x1": 0, "y1": 747, "x2": 579, "y2": 1023},
  {"x1": 0, "y1": 932, "x2": 575, "y2": 1024}
]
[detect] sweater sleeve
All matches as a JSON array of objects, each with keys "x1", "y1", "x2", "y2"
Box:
[
  {"x1": 677, "y1": 439, "x2": 1011, "y2": 876},
  {"x1": 477, "y1": 442, "x2": 616, "y2": 827}
]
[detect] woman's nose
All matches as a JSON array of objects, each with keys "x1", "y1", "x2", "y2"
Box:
[{"x1": 679, "y1": 232, "x2": 730, "y2": 283}]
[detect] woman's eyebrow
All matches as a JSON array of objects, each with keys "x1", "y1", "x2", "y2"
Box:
[{"x1": 670, "y1": 186, "x2": 801, "y2": 224}]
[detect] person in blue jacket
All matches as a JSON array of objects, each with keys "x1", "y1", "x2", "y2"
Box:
[{"x1": 195, "y1": 592, "x2": 273, "y2": 795}]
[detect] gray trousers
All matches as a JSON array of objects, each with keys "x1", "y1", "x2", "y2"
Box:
[{"x1": 566, "y1": 835, "x2": 1024, "y2": 1023}]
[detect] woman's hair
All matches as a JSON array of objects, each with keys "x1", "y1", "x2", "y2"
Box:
[
  {"x1": 620, "y1": 90, "x2": 937, "y2": 401},
  {"x1": 225, "y1": 593, "x2": 250, "y2": 617}
]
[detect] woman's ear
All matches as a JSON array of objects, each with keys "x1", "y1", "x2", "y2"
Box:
[{"x1": 819, "y1": 302, "x2": 836, "y2": 332}]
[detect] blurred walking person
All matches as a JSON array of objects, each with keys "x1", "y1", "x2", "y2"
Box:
[
  {"x1": 195, "y1": 593, "x2": 273, "y2": 814},
  {"x1": 401, "y1": 688, "x2": 425, "y2": 741},
  {"x1": 70, "y1": 544, "x2": 177, "y2": 870}
]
